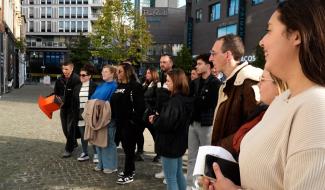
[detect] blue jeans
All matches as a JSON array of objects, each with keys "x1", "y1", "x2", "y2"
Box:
[
  {"x1": 96, "y1": 120, "x2": 118, "y2": 170},
  {"x1": 162, "y1": 156, "x2": 186, "y2": 190},
  {"x1": 79, "y1": 126, "x2": 97, "y2": 155}
]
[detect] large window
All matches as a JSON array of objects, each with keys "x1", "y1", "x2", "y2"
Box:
[
  {"x1": 41, "y1": 0, "x2": 45, "y2": 4},
  {"x1": 71, "y1": 0, "x2": 76, "y2": 3},
  {"x1": 47, "y1": 7, "x2": 52, "y2": 18},
  {"x1": 252, "y1": 0, "x2": 264, "y2": 5},
  {"x1": 30, "y1": 0, "x2": 34, "y2": 4},
  {"x1": 71, "y1": 7, "x2": 76, "y2": 18},
  {"x1": 59, "y1": 21, "x2": 64, "y2": 32},
  {"x1": 195, "y1": 9, "x2": 202, "y2": 22},
  {"x1": 41, "y1": 7, "x2": 46, "y2": 18},
  {"x1": 77, "y1": 0, "x2": 82, "y2": 4},
  {"x1": 59, "y1": 0, "x2": 64, "y2": 4},
  {"x1": 65, "y1": 21, "x2": 70, "y2": 32},
  {"x1": 228, "y1": 0, "x2": 239, "y2": 16},
  {"x1": 29, "y1": 7, "x2": 34, "y2": 18},
  {"x1": 47, "y1": 0, "x2": 52, "y2": 4},
  {"x1": 47, "y1": 21, "x2": 52, "y2": 32},
  {"x1": 217, "y1": 24, "x2": 237, "y2": 37},
  {"x1": 41, "y1": 21, "x2": 46, "y2": 32},
  {"x1": 210, "y1": 3, "x2": 221, "y2": 22},
  {"x1": 59, "y1": 7, "x2": 64, "y2": 18},
  {"x1": 29, "y1": 21, "x2": 34, "y2": 32},
  {"x1": 77, "y1": 7, "x2": 82, "y2": 18},
  {"x1": 83, "y1": 7, "x2": 88, "y2": 18},
  {"x1": 65, "y1": 7, "x2": 70, "y2": 18},
  {"x1": 83, "y1": 21, "x2": 88, "y2": 32},
  {"x1": 65, "y1": 0, "x2": 70, "y2": 4},
  {"x1": 71, "y1": 21, "x2": 76, "y2": 32},
  {"x1": 84, "y1": 0, "x2": 88, "y2": 4},
  {"x1": 77, "y1": 21, "x2": 82, "y2": 32}
]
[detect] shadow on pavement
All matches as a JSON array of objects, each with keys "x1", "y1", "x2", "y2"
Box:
[{"x1": 0, "y1": 136, "x2": 165, "y2": 190}]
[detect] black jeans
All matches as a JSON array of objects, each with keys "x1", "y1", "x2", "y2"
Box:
[
  {"x1": 60, "y1": 109, "x2": 77, "y2": 153},
  {"x1": 119, "y1": 122, "x2": 137, "y2": 176}
]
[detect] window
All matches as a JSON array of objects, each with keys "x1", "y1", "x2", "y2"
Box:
[
  {"x1": 83, "y1": 21, "x2": 88, "y2": 32},
  {"x1": 59, "y1": 0, "x2": 63, "y2": 4},
  {"x1": 47, "y1": 0, "x2": 52, "y2": 4},
  {"x1": 210, "y1": 3, "x2": 221, "y2": 21},
  {"x1": 77, "y1": 7, "x2": 82, "y2": 18},
  {"x1": 47, "y1": 21, "x2": 52, "y2": 32},
  {"x1": 41, "y1": 21, "x2": 46, "y2": 32},
  {"x1": 59, "y1": 7, "x2": 64, "y2": 18},
  {"x1": 29, "y1": 21, "x2": 34, "y2": 32},
  {"x1": 65, "y1": 7, "x2": 70, "y2": 18},
  {"x1": 252, "y1": 0, "x2": 264, "y2": 5},
  {"x1": 65, "y1": 0, "x2": 70, "y2": 4},
  {"x1": 41, "y1": 0, "x2": 45, "y2": 4},
  {"x1": 83, "y1": 7, "x2": 88, "y2": 18},
  {"x1": 30, "y1": 0, "x2": 34, "y2": 4},
  {"x1": 77, "y1": 0, "x2": 82, "y2": 4},
  {"x1": 71, "y1": 21, "x2": 76, "y2": 32},
  {"x1": 47, "y1": 7, "x2": 52, "y2": 18},
  {"x1": 65, "y1": 21, "x2": 70, "y2": 32},
  {"x1": 71, "y1": 0, "x2": 76, "y2": 3},
  {"x1": 228, "y1": 0, "x2": 239, "y2": 16},
  {"x1": 195, "y1": 9, "x2": 202, "y2": 22},
  {"x1": 29, "y1": 7, "x2": 34, "y2": 18},
  {"x1": 71, "y1": 7, "x2": 76, "y2": 18},
  {"x1": 84, "y1": 0, "x2": 88, "y2": 4},
  {"x1": 217, "y1": 24, "x2": 237, "y2": 37},
  {"x1": 59, "y1": 21, "x2": 64, "y2": 32},
  {"x1": 41, "y1": 7, "x2": 45, "y2": 18},
  {"x1": 77, "y1": 21, "x2": 82, "y2": 32}
]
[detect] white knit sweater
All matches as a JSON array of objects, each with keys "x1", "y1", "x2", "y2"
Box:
[{"x1": 239, "y1": 86, "x2": 325, "y2": 190}]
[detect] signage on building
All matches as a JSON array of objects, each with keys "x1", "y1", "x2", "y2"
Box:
[
  {"x1": 142, "y1": 8, "x2": 168, "y2": 17},
  {"x1": 241, "y1": 55, "x2": 256, "y2": 63},
  {"x1": 238, "y1": 0, "x2": 246, "y2": 42},
  {"x1": 187, "y1": 17, "x2": 193, "y2": 53}
]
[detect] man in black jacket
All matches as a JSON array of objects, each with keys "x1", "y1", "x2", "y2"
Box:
[
  {"x1": 54, "y1": 62, "x2": 81, "y2": 158},
  {"x1": 187, "y1": 54, "x2": 221, "y2": 188}
]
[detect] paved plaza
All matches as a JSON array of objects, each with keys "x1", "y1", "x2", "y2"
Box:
[{"x1": 0, "y1": 84, "x2": 169, "y2": 190}]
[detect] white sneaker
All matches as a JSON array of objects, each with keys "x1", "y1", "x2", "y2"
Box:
[
  {"x1": 163, "y1": 179, "x2": 167, "y2": 185},
  {"x1": 154, "y1": 171, "x2": 165, "y2": 179},
  {"x1": 103, "y1": 168, "x2": 118, "y2": 174},
  {"x1": 77, "y1": 153, "x2": 89, "y2": 161},
  {"x1": 93, "y1": 154, "x2": 99, "y2": 163}
]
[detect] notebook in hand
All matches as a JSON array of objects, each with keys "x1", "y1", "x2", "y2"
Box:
[{"x1": 205, "y1": 154, "x2": 241, "y2": 186}]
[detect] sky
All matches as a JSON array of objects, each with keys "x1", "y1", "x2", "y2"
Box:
[{"x1": 178, "y1": 0, "x2": 186, "y2": 7}]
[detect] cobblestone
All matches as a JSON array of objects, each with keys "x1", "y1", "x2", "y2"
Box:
[{"x1": 0, "y1": 84, "x2": 166, "y2": 190}]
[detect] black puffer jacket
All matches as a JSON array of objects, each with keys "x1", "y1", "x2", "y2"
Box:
[{"x1": 154, "y1": 93, "x2": 194, "y2": 158}]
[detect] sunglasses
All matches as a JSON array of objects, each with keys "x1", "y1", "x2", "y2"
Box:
[{"x1": 79, "y1": 74, "x2": 89, "y2": 77}]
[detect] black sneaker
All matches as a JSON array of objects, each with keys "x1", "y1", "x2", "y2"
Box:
[
  {"x1": 116, "y1": 175, "x2": 134, "y2": 184},
  {"x1": 118, "y1": 171, "x2": 135, "y2": 178}
]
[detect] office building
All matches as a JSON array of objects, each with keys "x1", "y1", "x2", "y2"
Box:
[
  {"x1": 186, "y1": 0, "x2": 282, "y2": 60},
  {"x1": 21, "y1": 0, "x2": 104, "y2": 75}
]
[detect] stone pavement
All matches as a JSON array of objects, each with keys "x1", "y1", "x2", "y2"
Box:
[{"x1": 0, "y1": 84, "x2": 171, "y2": 190}]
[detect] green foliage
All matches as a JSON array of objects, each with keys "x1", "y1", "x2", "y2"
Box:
[
  {"x1": 90, "y1": 0, "x2": 152, "y2": 64},
  {"x1": 68, "y1": 33, "x2": 92, "y2": 72},
  {"x1": 252, "y1": 45, "x2": 265, "y2": 69},
  {"x1": 15, "y1": 38, "x2": 26, "y2": 52},
  {"x1": 175, "y1": 46, "x2": 193, "y2": 74}
]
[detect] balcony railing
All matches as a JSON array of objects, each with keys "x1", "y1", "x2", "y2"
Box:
[{"x1": 27, "y1": 41, "x2": 66, "y2": 48}]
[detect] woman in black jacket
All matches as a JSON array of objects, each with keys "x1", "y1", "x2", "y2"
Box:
[
  {"x1": 149, "y1": 68, "x2": 193, "y2": 190},
  {"x1": 72, "y1": 64, "x2": 97, "y2": 162}
]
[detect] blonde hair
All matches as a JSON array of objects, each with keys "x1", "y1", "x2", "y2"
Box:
[
  {"x1": 102, "y1": 64, "x2": 117, "y2": 80},
  {"x1": 269, "y1": 72, "x2": 288, "y2": 94}
]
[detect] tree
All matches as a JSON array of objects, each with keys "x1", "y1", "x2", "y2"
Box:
[
  {"x1": 68, "y1": 33, "x2": 92, "y2": 72},
  {"x1": 90, "y1": 0, "x2": 152, "y2": 64},
  {"x1": 174, "y1": 46, "x2": 193, "y2": 74}
]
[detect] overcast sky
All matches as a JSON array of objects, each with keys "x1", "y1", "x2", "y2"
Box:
[{"x1": 179, "y1": 0, "x2": 186, "y2": 7}]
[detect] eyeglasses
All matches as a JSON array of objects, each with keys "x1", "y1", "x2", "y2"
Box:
[
  {"x1": 79, "y1": 74, "x2": 89, "y2": 77},
  {"x1": 259, "y1": 76, "x2": 275, "y2": 82}
]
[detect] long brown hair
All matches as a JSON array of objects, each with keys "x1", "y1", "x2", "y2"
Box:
[
  {"x1": 166, "y1": 68, "x2": 189, "y2": 96},
  {"x1": 277, "y1": 0, "x2": 325, "y2": 86}
]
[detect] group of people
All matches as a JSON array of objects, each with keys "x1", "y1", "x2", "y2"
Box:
[{"x1": 52, "y1": 0, "x2": 325, "y2": 189}]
